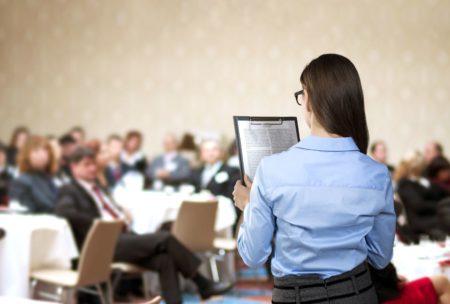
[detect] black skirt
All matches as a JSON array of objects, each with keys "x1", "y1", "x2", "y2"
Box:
[{"x1": 272, "y1": 262, "x2": 377, "y2": 304}]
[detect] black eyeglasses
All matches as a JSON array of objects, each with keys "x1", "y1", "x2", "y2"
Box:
[{"x1": 294, "y1": 89, "x2": 304, "y2": 106}]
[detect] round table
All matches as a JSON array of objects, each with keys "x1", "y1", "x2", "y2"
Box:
[
  {"x1": 113, "y1": 190, "x2": 237, "y2": 234},
  {"x1": 0, "y1": 214, "x2": 78, "y2": 298},
  {"x1": 392, "y1": 239, "x2": 450, "y2": 280},
  {"x1": 113, "y1": 189, "x2": 239, "y2": 284}
]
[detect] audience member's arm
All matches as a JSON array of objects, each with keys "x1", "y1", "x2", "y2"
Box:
[
  {"x1": 168, "y1": 158, "x2": 191, "y2": 182},
  {"x1": 237, "y1": 160, "x2": 274, "y2": 268},
  {"x1": 146, "y1": 158, "x2": 158, "y2": 180},
  {"x1": 365, "y1": 175, "x2": 396, "y2": 269},
  {"x1": 399, "y1": 182, "x2": 439, "y2": 213}
]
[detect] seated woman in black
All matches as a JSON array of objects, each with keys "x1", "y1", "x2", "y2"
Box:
[
  {"x1": 394, "y1": 151, "x2": 448, "y2": 240},
  {"x1": 9, "y1": 136, "x2": 59, "y2": 213}
]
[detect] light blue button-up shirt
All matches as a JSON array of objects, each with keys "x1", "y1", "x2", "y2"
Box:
[{"x1": 237, "y1": 135, "x2": 396, "y2": 278}]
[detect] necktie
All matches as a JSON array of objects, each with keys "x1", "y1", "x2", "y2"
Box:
[
  {"x1": 113, "y1": 166, "x2": 121, "y2": 181},
  {"x1": 92, "y1": 185, "x2": 119, "y2": 219}
]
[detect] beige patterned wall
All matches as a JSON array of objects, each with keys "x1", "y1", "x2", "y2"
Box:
[{"x1": 0, "y1": 0, "x2": 449, "y2": 163}]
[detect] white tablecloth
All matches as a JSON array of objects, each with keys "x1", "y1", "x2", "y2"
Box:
[
  {"x1": 392, "y1": 240, "x2": 450, "y2": 280},
  {"x1": 113, "y1": 190, "x2": 237, "y2": 234},
  {"x1": 0, "y1": 214, "x2": 78, "y2": 298},
  {"x1": 0, "y1": 297, "x2": 57, "y2": 303}
]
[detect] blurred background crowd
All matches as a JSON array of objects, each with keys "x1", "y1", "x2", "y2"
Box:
[{"x1": 1, "y1": 125, "x2": 449, "y2": 242}]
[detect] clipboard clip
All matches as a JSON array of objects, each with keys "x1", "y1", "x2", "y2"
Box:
[{"x1": 249, "y1": 118, "x2": 283, "y2": 125}]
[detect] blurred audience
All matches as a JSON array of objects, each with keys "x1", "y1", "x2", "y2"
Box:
[
  {"x1": 9, "y1": 136, "x2": 59, "y2": 213},
  {"x1": 370, "y1": 140, "x2": 395, "y2": 172},
  {"x1": 393, "y1": 151, "x2": 448, "y2": 241},
  {"x1": 0, "y1": 142, "x2": 14, "y2": 206},
  {"x1": 190, "y1": 139, "x2": 238, "y2": 199},
  {"x1": 437, "y1": 196, "x2": 450, "y2": 235},
  {"x1": 48, "y1": 135, "x2": 70, "y2": 186},
  {"x1": 121, "y1": 130, "x2": 147, "y2": 174},
  {"x1": 55, "y1": 147, "x2": 232, "y2": 303},
  {"x1": 104, "y1": 134, "x2": 125, "y2": 189},
  {"x1": 425, "y1": 156, "x2": 450, "y2": 194},
  {"x1": 58, "y1": 134, "x2": 78, "y2": 179},
  {"x1": 146, "y1": 134, "x2": 191, "y2": 189},
  {"x1": 85, "y1": 139, "x2": 112, "y2": 190},
  {"x1": 227, "y1": 139, "x2": 240, "y2": 169},
  {"x1": 179, "y1": 132, "x2": 200, "y2": 169},
  {"x1": 69, "y1": 126, "x2": 86, "y2": 145},
  {"x1": 6, "y1": 126, "x2": 29, "y2": 167},
  {"x1": 424, "y1": 141, "x2": 444, "y2": 165}
]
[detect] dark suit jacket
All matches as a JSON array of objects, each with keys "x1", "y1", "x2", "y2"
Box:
[
  {"x1": 437, "y1": 197, "x2": 450, "y2": 233},
  {"x1": 121, "y1": 152, "x2": 147, "y2": 175},
  {"x1": 9, "y1": 172, "x2": 58, "y2": 213},
  {"x1": 190, "y1": 163, "x2": 239, "y2": 199},
  {"x1": 0, "y1": 167, "x2": 13, "y2": 205},
  {"x1": 54, "y1": 181, "x2": 126, "y2": 250},
  {"x1": 397, "y1": 178, "x2": 448, "y2": 236}
]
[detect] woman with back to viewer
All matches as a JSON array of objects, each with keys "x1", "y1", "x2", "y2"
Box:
[{"x1": 233, "y1": 54, "x2": 396, "y2": 303}]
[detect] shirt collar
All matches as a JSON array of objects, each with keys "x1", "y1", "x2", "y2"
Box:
[
  {"x1": 77, "y1": 179, "x2": 95, "y2": 193},
  {"x1": 205, "y1": 161, "x2": 223, "y2": 171},
  {"x1": 294, "y1": 135, "x2": 360, "y2": 152},
  {"x1": 164, "y1": 152, "x2": 177, "y2": 161}
]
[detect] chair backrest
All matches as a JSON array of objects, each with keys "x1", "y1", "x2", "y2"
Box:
[
  {"x1": 172, "y1": 200, "x2": 218, "y2": 251},
  {"x1": 76, "y1": 220, "x2": 123, "y2": 286}
]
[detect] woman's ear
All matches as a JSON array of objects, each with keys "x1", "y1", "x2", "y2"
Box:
[
  {"x1": 302, "y1": 89, "x2": 312, "y2": 128},
  {"x1": 304, "y1": 89, "x2": 311, "y2": 113}
]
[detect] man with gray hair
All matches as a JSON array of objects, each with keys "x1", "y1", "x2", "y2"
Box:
[{"x1": 189, "y1": 139, "x2": 239, "y2": 199}]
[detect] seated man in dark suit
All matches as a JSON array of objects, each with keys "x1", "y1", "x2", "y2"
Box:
[
  {"x1": 55, "y1": 147, "x2": 231, "y2": 304},
  {"x1": 146, "y1": 134, "x2": 191, "y2": 189},
  {"x1": 190, "y1": 139, "x2": 239, "y2": 199}
]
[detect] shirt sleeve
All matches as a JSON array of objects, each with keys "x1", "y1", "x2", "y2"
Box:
[
  {"x1": 237, "y1": 159, "x2": 275, "y2": 268},
  {"x1": 365, "y1": 173, "x2": 396, "y2": 269}
]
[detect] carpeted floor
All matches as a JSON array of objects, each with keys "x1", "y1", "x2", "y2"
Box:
[
  {"x1": 117, "y1": 260, "x2": 273, "y2": 303},
  {"x1": 170, "y1": 264, "x2": 273, "y2": 303},
  {"x1": 34, "y1": 255, "x2": 273, "y2": 303}
]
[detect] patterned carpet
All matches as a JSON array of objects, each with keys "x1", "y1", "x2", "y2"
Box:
[
  {"x1": 175, "y1": 266, "x2": 273, "y2": 303},
  {"x1": 114, "y1": 260, "x2": 273, "y2": 304}
]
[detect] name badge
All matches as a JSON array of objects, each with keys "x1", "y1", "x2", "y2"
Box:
[{"x1": 214, "y1": 171, "x2": 229, "y2": 184}]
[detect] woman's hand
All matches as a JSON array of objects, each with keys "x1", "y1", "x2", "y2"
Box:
[{"x1": 233, "y1": 175, "x2": 253, "y2": 211}]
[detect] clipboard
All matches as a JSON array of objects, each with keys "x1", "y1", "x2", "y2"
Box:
[{"x1": 233, "y1": 116, "x2": 300, "y2": 186}]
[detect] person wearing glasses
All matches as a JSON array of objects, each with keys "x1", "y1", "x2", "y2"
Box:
[{"x1": 233, "y1": 54, "x2": 395, "y2": 303}]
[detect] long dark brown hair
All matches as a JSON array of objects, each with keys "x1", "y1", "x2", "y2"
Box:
[{"x1": 300, "y1": 54, "x2": 369, "y2": 154}]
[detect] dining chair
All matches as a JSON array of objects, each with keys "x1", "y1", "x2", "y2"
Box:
[
  {"x1": 171, "y1": 200, "x2": 223, "y2": 281},
  {"x1": 29, "y1": 220, "x2": 123, "y2": 304}
]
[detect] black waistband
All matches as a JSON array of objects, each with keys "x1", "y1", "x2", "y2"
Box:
[{"x1": 272, "y1": 263, "x2": 374, "y2": 304}]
